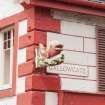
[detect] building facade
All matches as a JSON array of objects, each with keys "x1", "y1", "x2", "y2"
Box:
[{"x1": 0, "y1": 0, "x2": 105, "y2": 105}]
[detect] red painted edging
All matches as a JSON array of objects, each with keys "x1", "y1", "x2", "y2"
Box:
[
  {"x1": 31, "y1": 1, "x2": 105, "y2": 17},
  {"x1": 56, "y1": 0, "x2": 105, "y2": 10}
]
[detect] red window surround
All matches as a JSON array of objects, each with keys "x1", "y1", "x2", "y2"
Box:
[
  {"x1": 0, "y1": 23, "x2": 17, "y2": 98},
  {"x1": 0, "y1": 8, "x2": 33, "y2": 98}
]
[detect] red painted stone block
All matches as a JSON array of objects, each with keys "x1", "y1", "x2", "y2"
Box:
[
  {"x1": 26, "y1": 45, "x2": 35, "y2": 61},
  {"x1": 18, "y1": 60, "x2": 34, "y2": 77},
  {"x1": 25, "y1": 74, "x2": 61, "y2": 91},
  {"x1": 17, "y1": 92, "x2": 32, "y2": 105},
  {"x1": 35, "y1": 7, "x2": 60, "y2": 32},
  {"x1": 17, "y1": 91, "x2": 45, "y2": 105},
  {"x1": 34, "y1": 30, "x2": 47, "y2": 46},
  {"x1": 19, "y1": 31, "x2": 35, "y2": 49},
  {"x1": 63, "y1": 93, "x2": 105, "y2": 105},
  {"x1": 32, "y1": 91, "x2": 45, "y2": 105}
]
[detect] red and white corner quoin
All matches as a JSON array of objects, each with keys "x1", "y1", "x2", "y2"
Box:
[{"x1": 0, "y1": 0, "x2": 105, "y2": 105}]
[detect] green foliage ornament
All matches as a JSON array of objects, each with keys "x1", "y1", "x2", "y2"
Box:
[{"x1": 37, "y1": 53, "x2": 64, "y2": 68}]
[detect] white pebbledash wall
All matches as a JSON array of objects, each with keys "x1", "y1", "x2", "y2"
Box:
[{"x1": 0, "y1": 0, "x2": 24, "y2": 104}]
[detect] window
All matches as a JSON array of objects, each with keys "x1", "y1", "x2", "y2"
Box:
[
  {"x1": 97, "y1": 26, "x2": 105, "y2": 92},
  {"x1": 0, "y1": 27, "x2": 14, "y2": 90}
]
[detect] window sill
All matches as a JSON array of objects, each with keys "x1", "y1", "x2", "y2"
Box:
[{"x1": 0, "y1": 84, "x2": 12, "y2": 91}]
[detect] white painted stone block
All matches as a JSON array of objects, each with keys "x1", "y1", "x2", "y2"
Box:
[
  {"x1": 0, "y1": 96, "x2": 16, "y2": 105},
  {"x1": 61, "y1": 78, "x2": 97, "y2": 93},
  {"x1": 87, "y1": 53, "x2": 96, "y2": 66},
  {"x1": 47, "y1": 32, "x2": 83, "y2": 51},
  {"x1": 64, "y1": 51, "x2": 96, "y2": 66},
  {"x1": 61, "y1": 21, "x2": 96, "y2": 38},
  {"x1": 84, "y1": 38, "x2": 96, "y2": 53},
  {"x1": 16, "y1": 77, "x2": 25, "y2": 94},
  {"x1": 45, "y1": 92, "x2": 58, "y2": 105},
  {"x1": 88, "y1": 67, "x2": 97, "y2": 80},
  {"x1": 52, "y1": 10, "x2": 64, "y2": 20},
  {"x1": 18, "y1": 19, "x2": 28, "y2": 36},
  {"x1": 18, "y1": 48, "x2": 26, "y2": 64}
]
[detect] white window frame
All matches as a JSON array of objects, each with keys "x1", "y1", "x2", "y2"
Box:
[{"x1": 0, "y1": 26, "x2": 14, "y2": 90}]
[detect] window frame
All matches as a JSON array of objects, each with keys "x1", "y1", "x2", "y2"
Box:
[
  {"x1": 0, "y1": 26, "x2": 14, "y2": 90},
  {"x1": 0, "y1": 23, "x2": 18, "y2": 98}
]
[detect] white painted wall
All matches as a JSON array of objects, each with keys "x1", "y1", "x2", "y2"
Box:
[
  {"x1": 16, "y1": 77, "x2": 25, "y2": 94},
  {"x1": 0, "y1": 0, "x2": 24, "y2": 20},
  {"x1": 45, "y1": 92, "x2": 58, "y2": 105},
  {"x1": 61, "y1": 78, "x2": 97, "y2": 93},
  {"x1": 61, "y1": 21, "x2": 96, "y2": 38},
  {"x1": 18, "y1": 48, "x2": 26, "y2": 64},
  {"x1": 63, "y1": 51, "x2": 96, "y2": 66},
  {"x1": 84, "y1": 38, "x2": 96, "y2": 53},
  {"x1": 52, "y1": 10, "x2": 105, "y2": 26},
  {"x1": 47, "y1": 32, "x2": 96, "y2": 66},
  {"x1": 49, "y1": 10, "x2": 98, "y2": 93},
  {"x1": 0, "y1": 97, "x2": 16, "y2": 105},
  {"x1": 18, "y1": 19, "x2": 28, "y2": 36},
  {"x1": 47, "y1": 32, "x2": 83, "y2": 51},
  {"x1": 47, "y1": 32, "x2": 97, "y2": 92}
]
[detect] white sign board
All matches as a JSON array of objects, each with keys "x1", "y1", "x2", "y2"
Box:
[{"x1": 47, "y1": 64, "x2": 89, "y2": 77}]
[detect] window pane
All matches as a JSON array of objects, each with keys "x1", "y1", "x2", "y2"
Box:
[
  {"x1": 4, "y1": 32, "x2": 7, "y2": 40},
  {"x1": 4, "y1": 50, "x2": 10, "y2": 84},
  {"x1": 4, "y1": 41, "x2": 7, "y2": 49},
  {"x1": 8, "y1": 31, "x2": 11, "y2": 39},
  {"x1": 8, "y1": 40, "x2": 11, "y2": 48}
]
